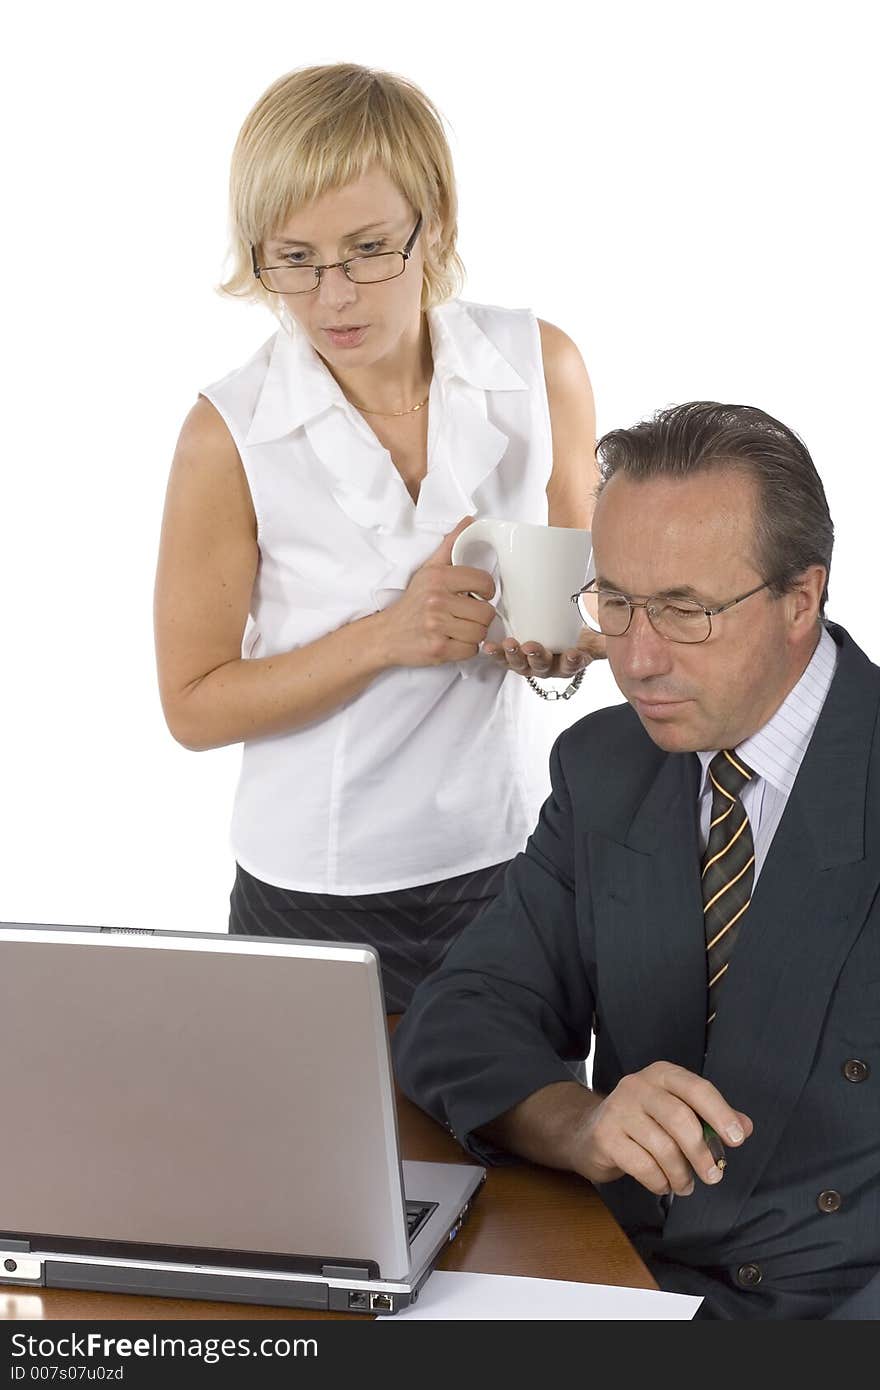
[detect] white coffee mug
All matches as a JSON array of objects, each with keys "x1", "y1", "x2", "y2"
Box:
[{"x1": 450, "y1": 518, "x2": 592, "y2": 653}]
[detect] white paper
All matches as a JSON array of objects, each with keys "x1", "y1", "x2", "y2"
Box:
[{"x1": 379, "y1": 1270, "x2": 702, "y2": 1320}]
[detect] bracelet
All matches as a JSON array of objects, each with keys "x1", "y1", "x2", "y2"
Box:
[{"x1": 525, "y1": 667, "x2": 586, "y2": 702}]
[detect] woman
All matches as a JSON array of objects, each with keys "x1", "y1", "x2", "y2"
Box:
[{"x1": 154, "y1": 63, "x2": 602, "y2": 1011}]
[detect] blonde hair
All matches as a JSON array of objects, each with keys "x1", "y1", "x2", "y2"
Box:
[{"x1": 219, "y1": 64, "x2": 465, "y2": 315}]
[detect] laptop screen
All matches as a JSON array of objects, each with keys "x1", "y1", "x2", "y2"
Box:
[{"x1": 0, "y1": 925, "x2": 413, "y2": 1281}]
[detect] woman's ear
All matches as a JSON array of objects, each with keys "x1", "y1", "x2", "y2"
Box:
[{"x1": 424, "y1": 218, "x2": 442, "y2": 253}]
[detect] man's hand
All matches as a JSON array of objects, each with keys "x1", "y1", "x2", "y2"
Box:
[{"x1": 567, "y1": 1062, "x2": 753, "y2": 1197}]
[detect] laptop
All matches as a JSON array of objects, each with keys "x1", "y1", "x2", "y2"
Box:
[{"x1": 0, "y1": 922, "x2": 484, "y2": 1314}]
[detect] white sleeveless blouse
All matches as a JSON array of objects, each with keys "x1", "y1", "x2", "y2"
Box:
[{"x1": 202, "y1": 298, "x2": 553, "y2": 892}]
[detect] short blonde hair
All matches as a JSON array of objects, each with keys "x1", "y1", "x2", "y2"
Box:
[{"x1": 219, "y1": 64, "x2": 465, "y2": 315}]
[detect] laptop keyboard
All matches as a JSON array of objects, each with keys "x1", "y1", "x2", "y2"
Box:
[{"x1": 405, "y1": 1200, "x2": 436, "y2": 1243}]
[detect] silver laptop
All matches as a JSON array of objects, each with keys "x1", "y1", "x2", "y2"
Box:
[{"x1": 0, "y1": 922, "x2": 484, "y2": 1314}]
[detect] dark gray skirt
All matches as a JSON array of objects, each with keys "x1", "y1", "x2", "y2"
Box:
[{"x1": 229, "y1": 859, "x2": 510, "y2": 1013}]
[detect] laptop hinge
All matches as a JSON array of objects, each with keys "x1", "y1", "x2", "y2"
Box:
[
  {"x1": 321, "y1": 1263, "x2": 373, "y2": 1281},
  {"x1": 0, "y1": 1237, "x2": 31, "y2": 1253}
]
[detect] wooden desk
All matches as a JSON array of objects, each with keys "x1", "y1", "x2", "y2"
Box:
[{"x1": 0, "y1": 1033, "x2": 656, "y2": 1320}]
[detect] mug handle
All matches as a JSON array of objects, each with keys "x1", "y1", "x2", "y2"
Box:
[
  {"x1": 450, "y1": 518, "x2": 495, "y2": 564},
  {"x1": 449, "y1": 520, "x2": 508, "y2": 632}
]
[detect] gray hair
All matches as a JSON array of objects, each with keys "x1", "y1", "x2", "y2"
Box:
[{"x1": 596, "y1": 402, "x2": 834, "y2": 613}]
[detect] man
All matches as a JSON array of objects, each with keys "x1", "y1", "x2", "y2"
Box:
[{"x1": 393, "y1": 402, "x2": 880, "y2": 1319}]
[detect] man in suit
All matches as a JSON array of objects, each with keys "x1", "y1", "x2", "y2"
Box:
[{"x1": 393, "y1": 402, "x2": 880, "y2": 1319}]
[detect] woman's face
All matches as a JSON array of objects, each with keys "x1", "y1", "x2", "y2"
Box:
[{"x1": 261, "y1": 166, "x2": 428, "y2": 371}]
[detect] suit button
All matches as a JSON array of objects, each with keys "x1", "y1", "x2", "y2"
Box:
[
  {"x1": 817, "y1": 1189, "x2": 842, "y2": 1213},
  {"x1": 842, "y1": 1058, "x2": 869, "y2": 1083},
  {"x1": 736, "y1": 1263, "x2": 762, "y2": 1287}
]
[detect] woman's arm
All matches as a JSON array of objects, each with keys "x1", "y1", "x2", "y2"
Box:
[
  {"x1": 539, "y1": 318, "x2": 599, "y2": 528},
  {"x1": 153, "y1": 399, "x2": 495, "y2": 750}
]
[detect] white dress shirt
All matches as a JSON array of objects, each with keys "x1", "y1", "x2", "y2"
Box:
[
  {"x1": 201, "y1": 298, "x2": 556, "y2": 893},
  {"x1": 696, "y1": 624, "x2": 838, "y2": 879}
]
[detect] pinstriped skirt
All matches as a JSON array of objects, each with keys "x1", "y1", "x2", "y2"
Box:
[{"x1": 228, "y1": 860, "x2": 510, "y2": 1014}]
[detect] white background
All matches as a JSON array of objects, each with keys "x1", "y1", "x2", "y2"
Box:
[{"x1": 2, "y1": 0, "x2": 876, "y2": 933}]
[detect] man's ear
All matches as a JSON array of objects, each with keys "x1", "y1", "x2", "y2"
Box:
[{"x1": 786, "y1": 564, "x2": 827, "y2": 632}]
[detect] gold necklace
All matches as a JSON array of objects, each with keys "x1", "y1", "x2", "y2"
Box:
[{"x1": 351, "y1": 392, "x2": 430, "y2": 418}]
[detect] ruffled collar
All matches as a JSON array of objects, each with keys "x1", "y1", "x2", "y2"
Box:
[
  {"x1": 243, "y1": 299, "x2": 531, "y2": 610},
  {"x1": 245, "y1": 298, "x2": 526, "y2": 445}
]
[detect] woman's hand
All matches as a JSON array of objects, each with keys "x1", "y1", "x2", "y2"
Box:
[
  {"x1": 482, "y1": 628, "x2": 606, "y2": 680},
  {"x1": 377, "y1": 517, "x2": 498, "y2": 668}
]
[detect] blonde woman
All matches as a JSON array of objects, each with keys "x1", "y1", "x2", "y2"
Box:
[{"x1": 154, "y1": 64, "x2": 601, "y2": 1011}]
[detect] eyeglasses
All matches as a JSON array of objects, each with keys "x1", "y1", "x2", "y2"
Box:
[
  {"x1": 251, "y1": 215, "x2": 423, "y2": 295},
  {"x1": 571, "y1": 578, "x2": 773, "y2": 644}
]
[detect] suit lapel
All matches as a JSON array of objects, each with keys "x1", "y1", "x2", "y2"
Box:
[
  {"x1": 591, "y1": 752, "x2": 708, "y2": 1079},
  {"x1": 663, "y1": 628, "x2": 880, "y2": 1246}
]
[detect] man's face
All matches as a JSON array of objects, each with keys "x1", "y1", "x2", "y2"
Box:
[{"x1": 590, "y1": 469, "x2": 820, "y2": 752}]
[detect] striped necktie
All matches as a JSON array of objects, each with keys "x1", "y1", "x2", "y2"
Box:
[{"x1": 702, "y1": 749, "x2": 756, "y2": 1029}]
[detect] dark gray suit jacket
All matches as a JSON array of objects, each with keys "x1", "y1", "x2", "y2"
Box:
[{"x1": 393, "y1": 625, "x2": 880, "y2": 1318}]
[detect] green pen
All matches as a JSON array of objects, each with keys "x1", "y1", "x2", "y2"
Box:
[{"x1": 702, "y1": 1121, "x2": 727, "y2": 1171}]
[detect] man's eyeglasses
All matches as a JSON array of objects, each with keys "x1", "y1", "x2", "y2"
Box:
[
  {"x1": 251, "y1": 215, "x2": 423, "y2": 295},
  {"x1": 571, "y1": 578, "x2": 773, "y2": 645}
]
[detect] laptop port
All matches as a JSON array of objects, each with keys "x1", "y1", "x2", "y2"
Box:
[
  {"x1": 347, "y1": 1291, "x2": 370, "y2": 1311},
  {"x1": 370, "y1": 1293, "x2": 393, "y2": 1312}
]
